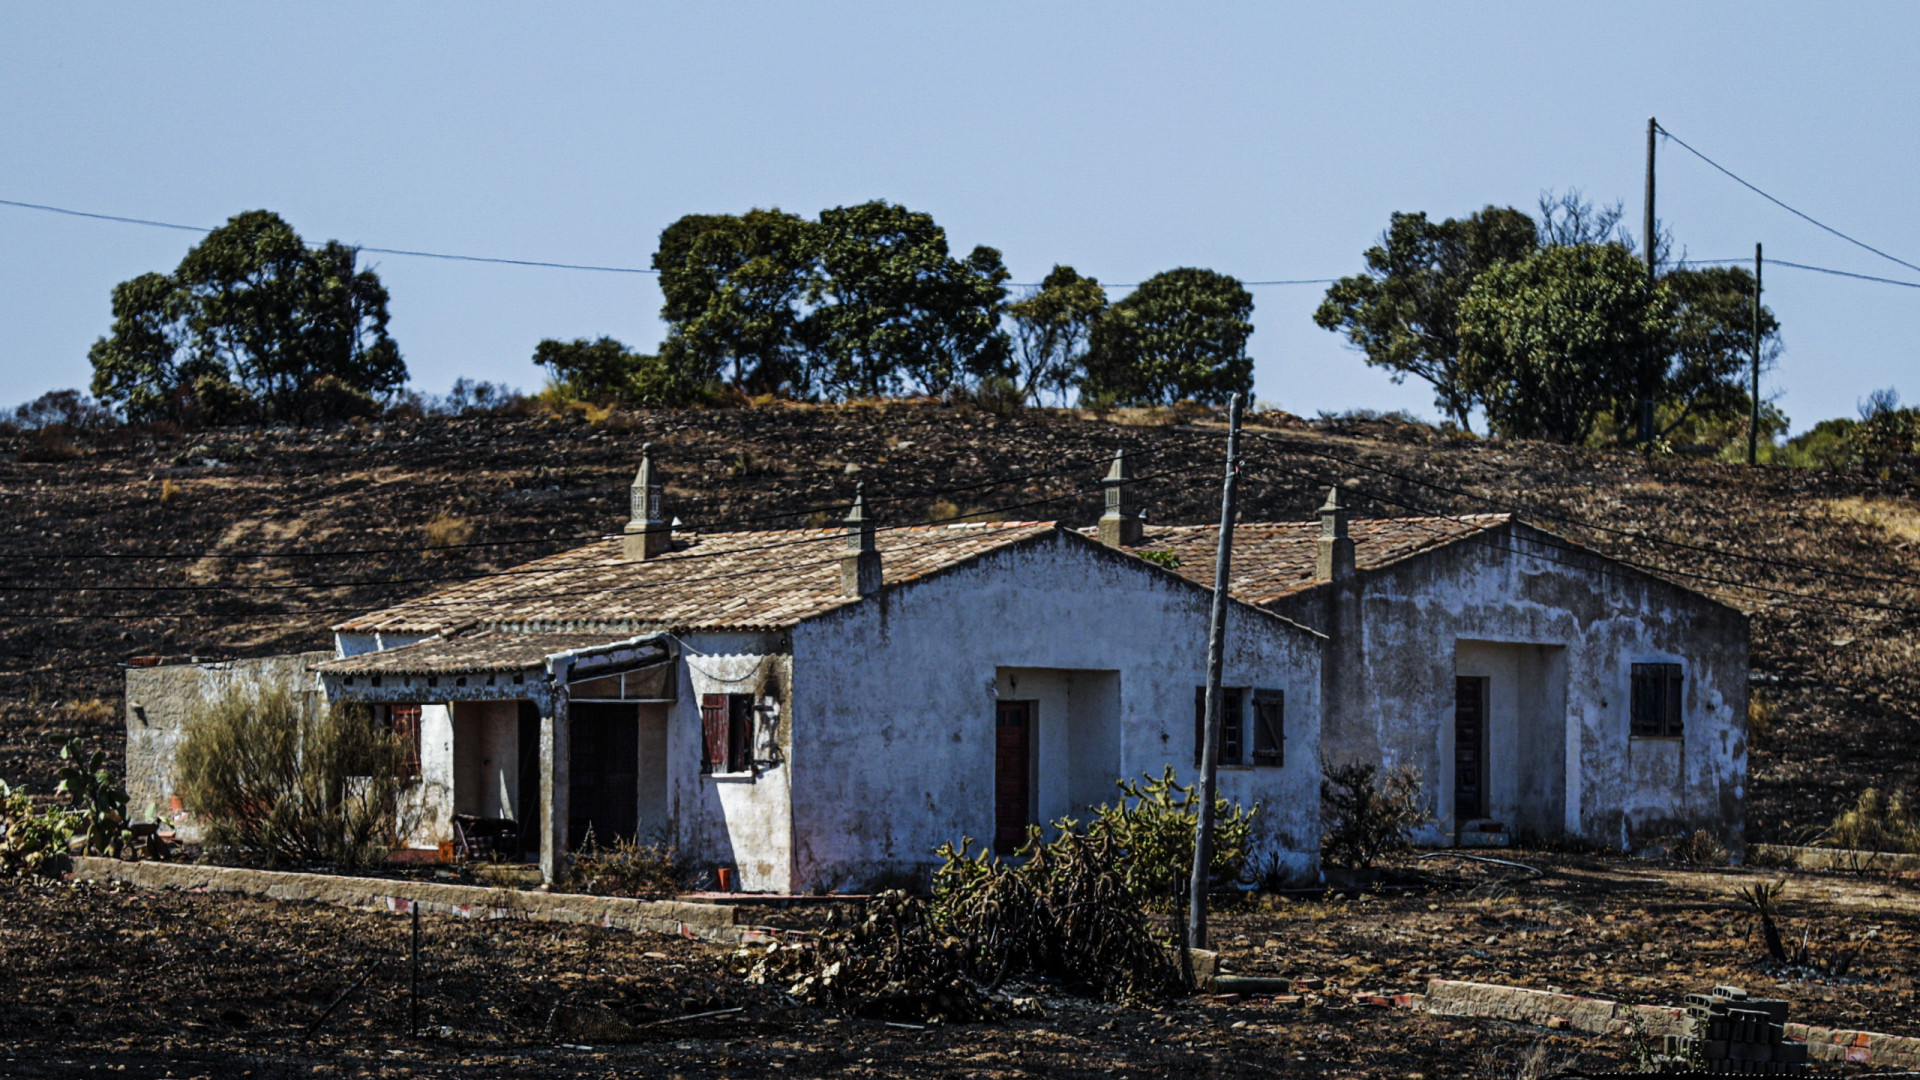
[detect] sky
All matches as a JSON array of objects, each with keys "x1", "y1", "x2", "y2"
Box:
[{"x1": 3, "y1": 3, "x2": 1916, "y2": 432}]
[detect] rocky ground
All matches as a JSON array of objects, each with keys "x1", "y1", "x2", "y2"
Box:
[
  {"x1": 3, "y1": 401, "x2": 1917, "y2": 842},
  {"x1": 1, "y1": 851, "x2": 1913, "y2": 1078}
]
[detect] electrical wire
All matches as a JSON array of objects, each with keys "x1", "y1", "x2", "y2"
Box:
[
  {"x1": 1658, "y1": 125, "x2": 1920, "y2": 278},
  {"x1": 20, "y1": 430, "x2": 1216, "y2": 562},
  {"x1": 0, "y1": 457, "x2": 1226, "y2": 617}
]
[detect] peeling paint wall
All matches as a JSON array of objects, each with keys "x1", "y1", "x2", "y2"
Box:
[
  {"x1": 1269, "y1": 522, "x2": 1748, "y2": 853},
  {"x1": 124, "y1": 654, "x2": 331, "y2": 841},
  {"x1": 788, "y1": 533, "x2": 1324, "y2": 894},
  {"x1": 664, "y1": 639, "x2": 794, "y2": 892}
]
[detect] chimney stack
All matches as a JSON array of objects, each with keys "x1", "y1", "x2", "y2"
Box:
[
  {"x1": 622, "y1": 443, "x2": 670, "y2": 560},
  {"x1": 1097, "y1": 448, "x2": 1144, "y2": 548},
  {"x1": 1315, "y1": 486, "x2": 1355, "y2": 582},
  {"x1": 840, "y1": 483, "x2": 882, "y2": 597}
]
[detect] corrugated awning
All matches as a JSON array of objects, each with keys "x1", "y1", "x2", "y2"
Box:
[{"x1": 314, "y1": 630, "x2": 669, "y2": 677}]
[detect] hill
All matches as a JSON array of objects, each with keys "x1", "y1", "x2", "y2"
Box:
[{"x1": 2, "y1": 401, "x2": 1915, "y2": 843}]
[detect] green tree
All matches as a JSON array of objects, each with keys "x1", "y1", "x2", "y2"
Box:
[
  {"x1": 653, "y1": 208, "x2": 814, "y2": 395},
  {"x1": 87, "y1": 210, "x2": 404, "y2": 423},
  {"x1": 1082, "y1": 268, "x2": 1254, "y2": 406},
  {"x1": 1008, "y1": 265, "x2": 1108, "y2": 405},
  {"x1": 1457, "y1": 243, "x2": 1673, "y2": 443},
  {"x1": 1313, "y1": 207, "x2": 1536, "y2": 429},
  {"x1": 1659, "y1": 264, "x2": 1779, "y2": 438},
  {"x1": 532, "y1": 336, "x2": 694, "y2": 406},
  {"x1": 803, "y1": 200, "x2": 1010, "y2": 399}
]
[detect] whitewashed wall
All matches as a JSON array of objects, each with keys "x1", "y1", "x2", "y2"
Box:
[
  {"x1": 787, "y1": 532, "x2": 1324, "y2": 894},
  {"x1": 663, "y1": 639, "x2": 794, "y2": 892},
  {"x1": 1270, "y1": 521, "x2": 1749, "y2": 854}
]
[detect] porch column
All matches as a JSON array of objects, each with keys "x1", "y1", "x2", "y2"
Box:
[{"x1": 538, "y1": 689, "x2": 571, "y2": 886}]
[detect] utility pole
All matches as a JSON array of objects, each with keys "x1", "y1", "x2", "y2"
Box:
[
  {"x1": 1749, "y1": 242, "x2": 1763, "y2": 465},
  {"x1": 1186, "y1": 392, "x2": 1243, "y2": 963},
  {"x1": 1642, "y1": 116, "x2": 1659, "y2": 445}
]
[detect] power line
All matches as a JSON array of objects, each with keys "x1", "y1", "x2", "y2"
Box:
[
  {"x1": 18, "y1": 431, "x2": 1214, "y2": 562},
  {"x1": 1231, "y1": 429, "x2": 1920, "y2": 597},
  {"x1": 1658, "y1": 125, "x2": 1920, "y2": 278},
  {"x1": 0, "y1": 196, "x2": 659, "y2": 275},
  {"x1": 1770, "y1": 259, "x2": 1920, "y2": 290},
  {"x1": 0, "y1": 457, "x2": 1225, "y2": 614}
]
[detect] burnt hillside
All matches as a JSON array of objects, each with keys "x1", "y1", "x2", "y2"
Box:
[{"x1": 2, "y1": 402, "x2": 1915, "y2": 842}]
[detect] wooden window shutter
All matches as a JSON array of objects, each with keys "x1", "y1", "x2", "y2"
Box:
[
  {"x1": 389, "y1": 704, "x2": 423, "y2": 778},
  {"x1": 700, "y1": 694, "x2": 729, "y2": 773},
  {"x1": 1252, "y1": 688, "x2": 1284, "y2": 767}
]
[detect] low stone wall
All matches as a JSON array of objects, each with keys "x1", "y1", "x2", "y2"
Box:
[
  {"x1": 1422, "y1": 978, "x2": 1690, "y2": 1038},
  {"x1": 73, "y1": 858, "x2": 774, "y2": 945},
  {"x1": 1751, "y1": 844, "x2": 1920, "y2": 874},
  {"x1": 1786, "y1": 1022, "x2": 1920, "y2": 1067}
]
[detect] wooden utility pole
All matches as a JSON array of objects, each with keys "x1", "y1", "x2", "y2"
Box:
[
  {"x1": 1642, "y1": 116, "x2": 1659, "y2": 444},
  {"x1": 1749, "y1": 242, "x2": 1763, "y2": 465},
  {"x1": 1186, "y1": 392, "x2": 1243, "y2": 960}
]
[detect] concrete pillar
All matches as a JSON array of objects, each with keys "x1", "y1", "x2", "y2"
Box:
[{"x1": 538, "y1": 690, "x2": 571, "y2": 886}]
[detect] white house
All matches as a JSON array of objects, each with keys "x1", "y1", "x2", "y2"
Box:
[
  {"x1": 1104, "y1": 487, "x2": 1750, "y2": 855},
  {"x1": 310, "y1": 448, "x2": 1327, "y2": 892}
]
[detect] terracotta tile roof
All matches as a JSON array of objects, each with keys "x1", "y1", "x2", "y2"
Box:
[
  {"x1": 1094, "y1": 514, "x2": 1511, "y2": 604},
  {"x1": 313, "y1": 631, "x2": 638, "y2": 675},
  {"x1": 332, "y1": 521, "x2": 1062, "y2": 636}
]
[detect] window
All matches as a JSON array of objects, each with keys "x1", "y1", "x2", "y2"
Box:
[
  {"x1": 1194, "y1": 686, "x2": 1246, "y2": 767},
  {"x1": 1251, "y1": 688, "x2": 1285, "y2": 767},
  {"x1": 700, "y1": 693, "x2": 755, "y2": 774},
  {"x1": 374, "y1": 703, "x2": 422, "y2": 778},
  {"x1": 1630, "y1": 662, "x2": 1685, "y2": 738}
]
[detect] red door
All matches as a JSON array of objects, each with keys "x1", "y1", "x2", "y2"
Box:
[{"x1": 994, "y1": 701, "x2": 1032, "y2": 855}]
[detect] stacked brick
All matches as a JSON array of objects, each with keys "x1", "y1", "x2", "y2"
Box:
[{"x1": 1661, "y1": 986, "x2": 1810, "y2": 1075}]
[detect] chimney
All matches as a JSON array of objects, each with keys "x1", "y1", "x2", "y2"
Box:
[
  {"x1": 1315, "y1": 486, "x2": 1355, "y2": 582},
  {"x1": 1097, "y1": 448, "x2": 1144, "y2": 548},
  {"x1": 840, "y1": 483, "x2": 882, "y2": 597},
  {"x1": 622, "y1": 443, "x2": 670, "y2": 560}
]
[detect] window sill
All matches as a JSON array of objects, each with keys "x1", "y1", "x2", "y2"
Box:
[
  {"x1": 704, "y1": 771, "x2": 758, "y2": 783},
  {"x1": 1629, "y1": 734, "x2": 1684, "y2": 742}
]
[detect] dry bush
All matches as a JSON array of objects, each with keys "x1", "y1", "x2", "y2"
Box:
[
  {"x1": 571, "y1": 829, "x2": 685, "y2": 897},
  {"x1": 158, "y1": 478, "x2": 182, "y2": 505},
  {"x1": 177, "y1": 684, "x2": 417, "y2": 869},
  {"x1": 1672, "y1": 828, "x2": 1730, "y2": 866},
  {"x1": 1826, "y1": 496, "x2": 1920, "y2": 545},
  {"x1": 67, "y1": 699, "x2": 116, "y2": 727},
  {"x1": 1823, "y1": 787, "x2": 1920, "y2": 854},
  {"x1": 17, "y1": 430, "x2": 78, "y2": 462},
  {"x1": 1321, "y1": 762, "x2": 1429, "y2": 868},
  {"x1": 422, "y1": 512, "x2": 473, "y2": 550}
]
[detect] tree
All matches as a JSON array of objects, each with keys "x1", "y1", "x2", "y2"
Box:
[
  {"x1": 1082, "y1": 268, "x2": 1254, "y2": 406},
  {"x1": 532, "y1": 336, "x2": 693, "y2": 405},
  {"x1": 87, "y1": 210, "x2": 405, "y2": 423},
  {"x1": 653, "y1": 209, "x2": 814, "y2": 395},
  {"x1": 803, "y1": 201, "x2": 1010, "y2": 399},
  {"x1": 1008, "y1": 265, "x2": 1107, "y2": 405},
  {"x1": 1313, "y1": 207, "x2": 1536, "y2": 428},
  {"x1": 1659, "y1": 264, "x2": 1778, "y2": 438},
  {"x1": 1457, "y1": 243, "x2": 1672, "y2": 443}
]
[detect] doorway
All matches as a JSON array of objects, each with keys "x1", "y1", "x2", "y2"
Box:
[
  {"x1": 994, "y1": 700, "x2": 1033, "y2": 855},
  {"x1": 1454, "y1": 675, "x2": 1487, "y2": 823},
  {"x1": 569, "y1": 702, "x2": 639, "y2": 847}
]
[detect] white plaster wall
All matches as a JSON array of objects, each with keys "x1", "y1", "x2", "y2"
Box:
[
  {"x1": 1454, "y1": 641, "x2": 1567, "y2": 837},
  {"x1": 1271, "y1": 522, "x2": 1748, "y2": 853},
  {"x1": 453, "y1": 701, "x2": 520, "y2": 820},
  {"x1": 995, "y1": 667, "x2": 1124, "y2": 832},
  {"x1": 664, "y1": 642, "x2": 794, "y2": 893},
  {"x1": 788, "y1": 533, "x2": 1323, "y2": 894},
  {"x1": 401, "y1": 703, "x2": 456, "y2": 849}
]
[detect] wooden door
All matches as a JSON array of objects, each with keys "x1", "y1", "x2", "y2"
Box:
[
  {"x1": 994, "y1": 700, "x2": 1033, "y2": 855},
  {"x1": 1454, "y1": 676, "x2": 1486, "y2": 823}
]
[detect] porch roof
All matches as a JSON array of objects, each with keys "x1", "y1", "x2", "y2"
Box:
[{"x1": 312, "y1": 630, "x2": 639, "y2": 677}]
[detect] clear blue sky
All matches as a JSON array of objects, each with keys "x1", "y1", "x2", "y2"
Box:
[{"x1": 4, "y1": 3, "x2": 1915, "y2": 432}]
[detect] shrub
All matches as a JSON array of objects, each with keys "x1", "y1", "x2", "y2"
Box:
[
  {"x1": 1671, "y1": 828, "x2": 1729, "y2": 866},
  {"x1": 159, "y1": 479, "x2": 182, "y2": 505},
  {"x1": 177, "y1": 684, "x2": 416, "y2": 868},
  {"x1": 1822, "y1": 787, "x2": 1920, "y2": 854},
  {"x1": 0, "y1": 781, "x2": 74, "y2": 877},
  {"x1": 55, "y1": 737, "x2": 134, "y2": 857},
  {"x1": 1320, "y1": 761, "x2": 1428, "y2": 869},
  {"x1": 571, "y1": 829, "x2": 685, "y2": 897},
  {"x1": 1089, "y1": 766, "x2": 1256, "y2": 908}
]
